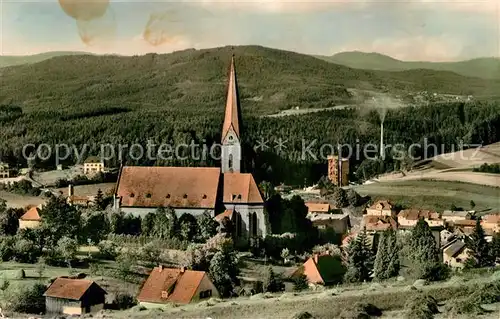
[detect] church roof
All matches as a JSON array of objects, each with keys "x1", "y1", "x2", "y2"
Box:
[
  {"x1": 221, "y1": 56, "x2": 241, "y2": 142},
  {"x1": 116, "y1": 166, "x2": 221, "y2": 209},
  {"x1": 223, "y1": 173, "x2": 263, "y2": 204}
]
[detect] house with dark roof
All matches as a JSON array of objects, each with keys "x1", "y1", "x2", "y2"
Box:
[
  {"x1": 44, "y1": 278, "x2": 107, "y2": 315},
  {"x1": 291, "y1": 254, "x2": 345, "y2": 286},
  {"x1": 19, "y1": 206, "x2": 42, "y2": 229},
  {"x1": 113, "y1": 57, "x2": 269, "y2": 241},
  {"x1": 137, "y1": 266, "x2": 219, "y2": 307},
  {"x1": 442, "y1": 239, "x2": 469, "y2": 268}
]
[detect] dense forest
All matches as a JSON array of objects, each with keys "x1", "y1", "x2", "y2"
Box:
[{"x1": 1, "y1": 46, "x2": 499, "y2": 185}]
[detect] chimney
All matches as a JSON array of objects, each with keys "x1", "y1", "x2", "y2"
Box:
[
  {"x1": 380, "y1": 122, "x2": 385, "y2": 160},
  {"x1": 68, "y1": 184, "x2": 74, "y2": 197},
  {"x1": 180, "y1": 266, "x2": 185, "y2": 273},
  {"x1": 313, "y1": 254, "x2": 318, "y2": 263},
  {"x1": 159, "y1": 265, "x2": 163, "y2": 273}
]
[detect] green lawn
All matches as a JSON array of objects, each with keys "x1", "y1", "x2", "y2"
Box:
[{"x1": 353, "y1": 180, "x2": 500, "y2": 211}]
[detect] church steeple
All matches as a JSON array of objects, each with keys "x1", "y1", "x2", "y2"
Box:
[
  {"x1": 221, "y1": 55, "x2": 241, "y2": 142},
  {"x1": 221, "y1": 55, "x2": 242, "y2": 174}
]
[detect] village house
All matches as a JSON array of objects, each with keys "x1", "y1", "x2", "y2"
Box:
[
  {"x1": 305, "y1": 202, "x2": 331, "y2": 214},
  {"x1": 18, "y1": 206, "x2": 42, "y2": 229},
  {"x1": 113, "y1": 57, "x2": 269, "y2": 242},
  {"x1": 365, "y1": 200, "x2": 396, "y2": 217},
  {"x1": 363, "y1": 215, "x2": 398, "y2": 232},
  {"x1": 441, "y1": 210, "x2": 474, "y2": 224},
  {"x1": 83, "y1": 156, "x2": 105, "y2": 175},
  {"x1": 291, "y1": 253, "x2": 345, "y2": 286},
  {"x1": 137, "y1": 266, "x2": 219, "y2": 307},
  {"x1": 307, "y1": 213, "x2": 350, "y2": 235},
  {"x1": 398, "y1": 209, "x2": 444, "y2": 228},
  {"x1": 451, "y1": 219, "x2": 477, "y2": 236},
  {"x1": 0, "y1": 162, "x2": 9, "y2": 179},
  {"x1": 481, "y1": 213, "x2": 500, "y2": 233},
  {"x1": 44, "y1": 278, "x2": 107, "y2": 315},
  {"x1": 66, "y1": 185, "x2": 94, "y2": 207},
  {"x1": 442, "y1": 240, "x2": 469, "y2": 269}
]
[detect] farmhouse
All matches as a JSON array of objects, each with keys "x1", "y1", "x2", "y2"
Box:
[
  {"x1": 18, "y1": 206, "x2": 41, "y2": 229},
  {"x1": 137, "y1": 266, "x2": 219, "y2": 307},
  {"x1": 365, "y1": 200, "x2": 396, "y2": 217},
  {"x1": 113, "y1": 57, "x2": 269, "y2": 241},
  {"x1": 44, "y1": 278, "x2": 107, "y2": 315},
  {"x1": 291, "y1": 253, "x2": 345, "y2": 286},
  {"x1": 443, "y1": 240, "x2": 469, "y2": 269},
  {"x1": 83, "y1": 156, "x2": 105, "y2": 175},
  {"x1": 363, "y1": 215, "x2": 398, "y2": 232},
  {"x1": 398, "y1": 209, "x2": 444, "y2": 228},
  {"x1": 441, "y1": 210, "x2": 474, "y2": 223},
  {"x1": 482, "y1": 213, "x2": 500, "y2": 233},
  {"x1": 307, "y1": 213, "x2": 350, "y2": 235}
]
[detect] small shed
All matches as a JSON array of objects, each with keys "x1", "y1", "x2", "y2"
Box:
[{"x1": 44, "y1": 277, "x2": 107, "y2": 315}]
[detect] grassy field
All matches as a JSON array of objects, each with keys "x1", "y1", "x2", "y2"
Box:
[{"x1": 353, "y1": 180, "x2": 500, "y2": 211}]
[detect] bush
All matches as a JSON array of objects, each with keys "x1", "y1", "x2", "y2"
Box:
[
  {"x1": 1, "y1": 282, "x2": 46, "y2": 314},
  {"x1": 97, "y1": 240, "x2": 119, "y2": 260},
  {"x1": 404, "y1": 293, "x2": 439, "y2": 319},
  {"x1": 111, "y1": 292, "x2": 137, "y2": 310},
  {"x1": 293, "y1": 274, "x2": 309, "y2": 291},
  {"x1": 339, "y1": 302, "x2": 382, "y2": 319}
]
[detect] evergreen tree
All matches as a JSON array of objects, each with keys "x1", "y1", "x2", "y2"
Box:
[
  {"x1": 165, "y1": 206, "x2": 178, "y2": 238},
  {"x1": 263, "y1": 266, "x2": 285, "y2": 293},
  {"x1": 470, "y1": 200, "x2": 476, "y2": 210},
  {"x1": 465, "y1": 218, "x2": 492, "y2": 268},
  {"x1": 490, "y1": 233, "x2": 500, "y2": 264},
  {"x1": 293, "y1": 273, "x2": 309, "y2": 291},
  {"x1": 407, "y1": 218, "x2": 440, "y2": 279},
  {"x1": 141, "y1": 212, "x2": 155, "y2": 236},
  {"x1": 374, "y1": 229, "x2": 400, "y2": 280},
  {"x1": 95, "y1": 189, "x2": 105, "y2": 210},
  {"x1": 344, "y1": 228, "x2": 374, "y2": 283},
  {"x1": 178, "y1": 213, "x2": 199, "y2": 241},
  {"x1": 39, "y1": 196, "x2": 81, "y2": 246},
  {"x1": 151, "y1": 207, "x2": 169, "y2": 238}
]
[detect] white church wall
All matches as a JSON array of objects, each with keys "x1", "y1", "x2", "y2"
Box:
[
  {"x1": 224, "y1": 203, "x2": 267, "y2": 238},
  {"x1": 120, "y1": 207, "x2": 214, "y2": 219}
]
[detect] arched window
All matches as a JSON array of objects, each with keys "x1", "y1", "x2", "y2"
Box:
[
  {"x1": 251, "y1": 212, "x2": 258, "y2": 237},
  {"x1": 228, "y1": 154, "x2": 233, "y2": 171}
]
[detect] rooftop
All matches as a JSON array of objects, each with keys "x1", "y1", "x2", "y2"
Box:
[{"x1": 44, "y1": 278, "x2": 105, "y2": 300}]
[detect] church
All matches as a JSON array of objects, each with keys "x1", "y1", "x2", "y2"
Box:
[{"x1": 113, "y1": 56, "x2": 270, "y2": 240}]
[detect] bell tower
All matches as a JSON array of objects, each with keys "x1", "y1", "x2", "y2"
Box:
[{"x1": 221, "y1": 55, "x2": 242, "y2": 173}]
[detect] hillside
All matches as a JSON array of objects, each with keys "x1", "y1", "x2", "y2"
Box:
[
  {"x1": 0, "y1": 51, "x2": 90, "y2": 68},
  {"x1": 1, "y1": 45, "x2": 499, "y2": 118},
  {"x1": 318, "y1": 51, "x2": 500, "y2": 80}
]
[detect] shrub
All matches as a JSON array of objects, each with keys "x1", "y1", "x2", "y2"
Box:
[
  {"x1": 339, "y1": 302, "x2": 382, "y2": 319},
  {"x1": 293, "y1": 274, "x2": 309, "y2": 291},
  {"x1": 111, "y1": 292, "x2": 137, "y2": 310},
  {"x1": 97, "y1": 240, "x2": 119, "y2": 260},
  {"x1": 404, "y1": 293, "x2": 439, "y2": 319},
  {"x1": 2, "y1": 282, "x2": 46, "y2": 314}
]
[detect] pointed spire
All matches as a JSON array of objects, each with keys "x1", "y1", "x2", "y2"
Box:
[{"x1": 221, "y1": 55, "x2": 241, "y2": 142}]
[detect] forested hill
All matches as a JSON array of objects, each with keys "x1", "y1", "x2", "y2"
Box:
[
  {"x1": 318, "y1": 51, "x2": 500, "y2": 80},
  {"x1": 0, "y1": 45, "x2": 500, "y2": 185},
  {"x1": 1, "y1": 45, "x2": 499, "y2": 117}
]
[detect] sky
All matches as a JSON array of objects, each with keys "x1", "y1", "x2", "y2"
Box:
[{"x1": 1, "y1": 0, "x2": 499, "y2": 61}]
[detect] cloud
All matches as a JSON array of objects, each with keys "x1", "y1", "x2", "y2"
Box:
[{"x1": 336, "y1": 35, "x2": 464, "y2": 61}]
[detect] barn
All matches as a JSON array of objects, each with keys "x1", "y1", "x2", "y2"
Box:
[{"x1": 44, "y1": 277, "x2": 107, "y2": 315}]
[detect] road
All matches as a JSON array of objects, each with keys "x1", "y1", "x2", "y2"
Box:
[{"x1": 263, "y1": 104, "x2": 356, "y2": 118}]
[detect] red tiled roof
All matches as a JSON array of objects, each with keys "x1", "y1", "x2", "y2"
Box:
[
  {"x1": 363, "y1": 215, "x2": 397, "y2": 231},
  {"x1": 116, "y1": 166, "x2": 221, "y2": 208},
  {"x1": 453, "y1": 220, "x2": 477, "y2": 227},
  {"x1": 399, "y1": 209, "x2": 440, "y2": 220},
  {"x1": 369, "y1": 200, "x2": 394, "y2": 210},
  {"x1": 483, "y1": 213, "x2": 500, "y2": 224},
  {"x1": 44, "y1": 278, "x2": 104, "y2": 300},
  {"x1": 137, "y1": 267, "x2": 208, "y2": 304},
  {"x1": 305, "y1": 202, "x2": 330, "y2": 213},
  {"x1": 223, "y1": 173, "x2": 263, "y2": 204},
  {"x1": 215, "y1": 209, "x2": 233, "y2": 222},
  {"x1": 20, "y1": 207, "x2": 41, "y2": 221},
  {"x1": 221, "y1": 56, "x2": 241, "y2": 142}
]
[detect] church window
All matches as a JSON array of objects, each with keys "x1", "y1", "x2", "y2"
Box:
[
  {"x1": 251, "y1": 212, "x2": 258, "y2": 236},
  {"x1": 228, "y1": 154, "x2": 233, "y2": 170}
]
